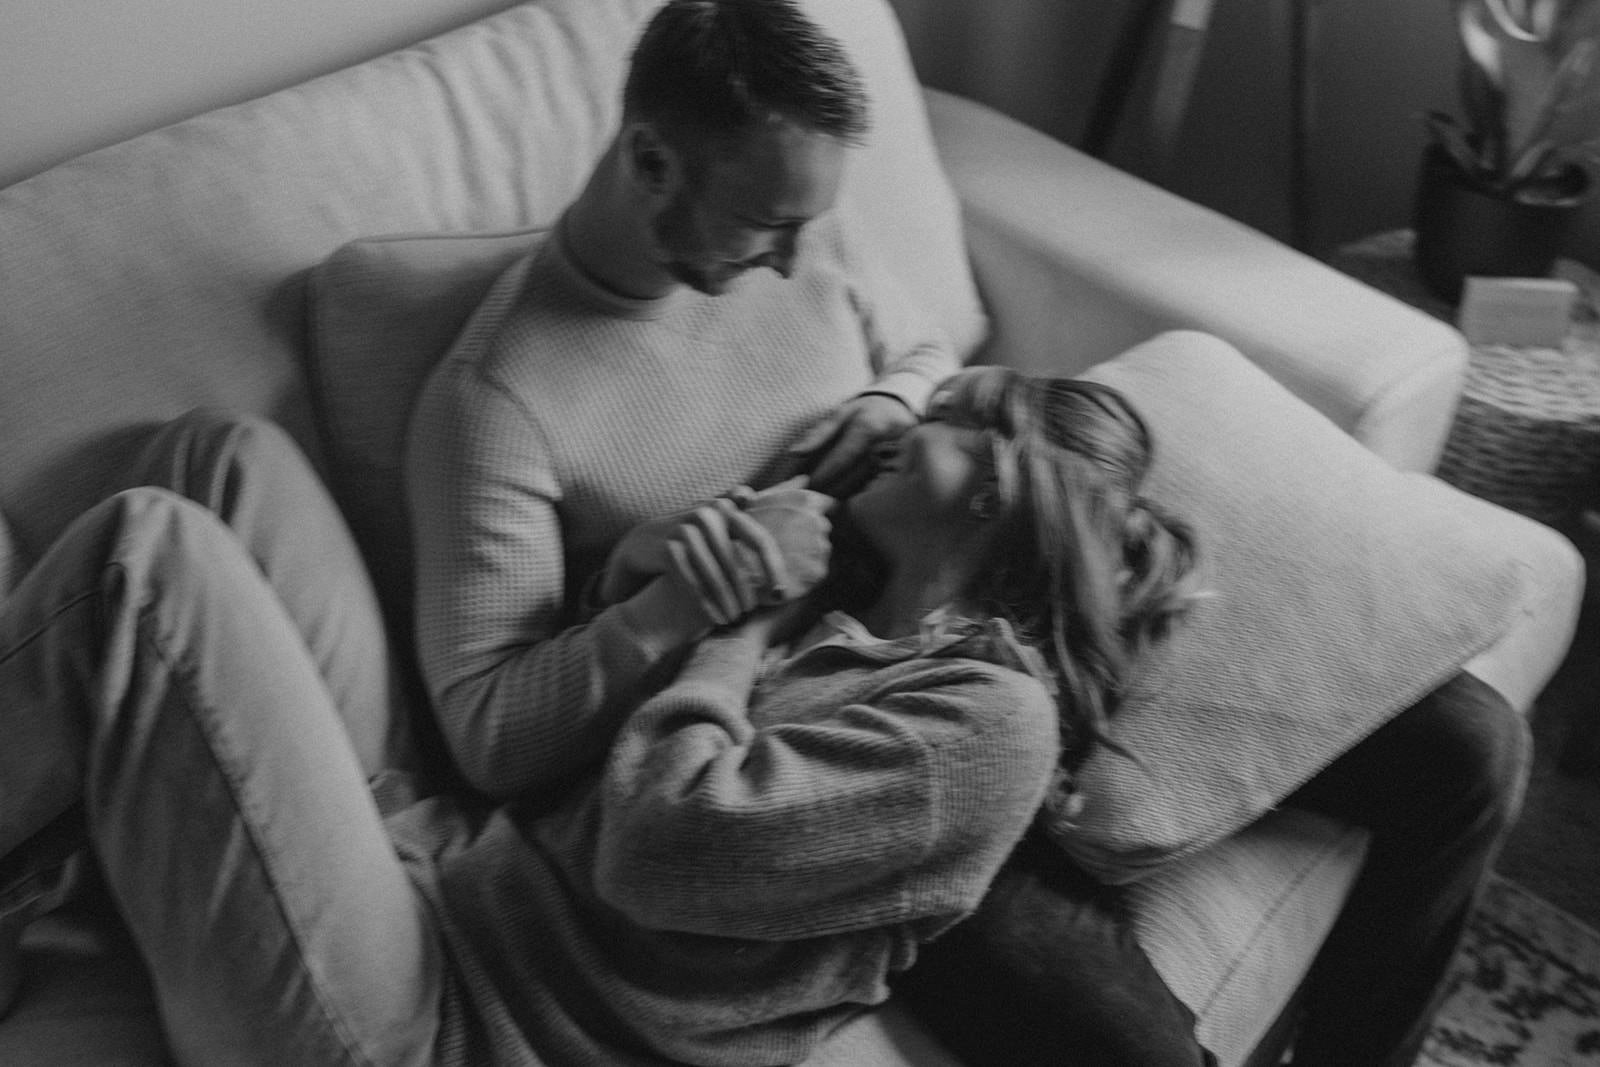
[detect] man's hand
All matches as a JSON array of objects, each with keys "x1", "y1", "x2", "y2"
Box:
[{"x1": 788, "y1": 393, "x2": 917, "y2": 497}]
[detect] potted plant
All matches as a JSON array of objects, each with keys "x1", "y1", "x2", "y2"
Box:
[{"x1": 1416, "y1": 0, "x2": 1600, "y2": 300}]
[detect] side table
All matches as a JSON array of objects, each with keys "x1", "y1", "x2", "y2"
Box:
[
  {"x1": 1332, "y1": 230, "x2": 1600, "y2": 779},
  {"x1": 1330, "y1": 230, "x2": 1600, "y2": 533}
]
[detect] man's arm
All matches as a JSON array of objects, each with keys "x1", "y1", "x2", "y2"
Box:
[
  {"x1": 407, "y1": 360, "x2": 833, "y2": 798},
  {"x1": 406, "y1": 358, "x2": 727, "y2": 798},
  {"x1": 789, "y1": 225, "x2": 964, "y2": 495}
]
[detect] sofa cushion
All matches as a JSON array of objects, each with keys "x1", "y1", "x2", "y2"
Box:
[
  {"x1": 1129, "y1": 809, "x2": 1367, "y2": 1065},
  {"x1": 1041, "y1": 331, "x2": 1522, "y2": 883}
]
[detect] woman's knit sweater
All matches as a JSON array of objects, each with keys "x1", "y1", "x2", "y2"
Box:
[
  {"x1": 390, "y1": 615, "x2": 1059, "y2": 1067},
  {"x1": 404, "y1": 213, "x2": 959, "y2": 799}
]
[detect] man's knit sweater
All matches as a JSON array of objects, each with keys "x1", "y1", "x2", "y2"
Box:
[
  {"x1": 404, "y1": 213, "x2": 959, "y2": 798},
  {"x1": 388, "y1": 615, "x2": 1059, "y2": 1067}
]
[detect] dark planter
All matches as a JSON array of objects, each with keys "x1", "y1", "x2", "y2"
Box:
[{"x1": 1412, "y1": 144, "x2": 1589, "y2": 303}]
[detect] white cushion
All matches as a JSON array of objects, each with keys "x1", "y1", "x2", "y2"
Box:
[
  {"x1": 1040, "y1": 331, "x2": 1523, "y2": 883},
  {"x1": 308, "y1": 229, "x2": 537, "y2": 631}
]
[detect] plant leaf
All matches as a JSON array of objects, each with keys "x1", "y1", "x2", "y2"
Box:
[
  {"x1": 1510, "y1": 36, "x2": 1596, "y2": 159},
  {"x1": 1507, "y1": 138, "x2": 1557, "y2": 186},
  {"x1": 1482, "y1": 0, "x2": 1545, "y2": 42},
  {"x1": 1531, "y1": 0, "x2": 1560, "y2": 38},
  {"x1": 1460, "y1": 1, "x2": 1508, "y2": 86}
]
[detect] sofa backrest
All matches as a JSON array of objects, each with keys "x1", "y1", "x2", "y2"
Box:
[{"x1": 0, "y1": 0, "x2": 984, "y2": 562}]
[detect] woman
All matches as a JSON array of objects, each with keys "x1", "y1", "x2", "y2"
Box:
[{"x1": 0, "y1": 367, "x2": 1198, "y2": 1066}]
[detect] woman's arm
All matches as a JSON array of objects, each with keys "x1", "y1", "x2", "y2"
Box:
[{"x1": 591, "y1": 627, "x2": 1058, "y2": 941}]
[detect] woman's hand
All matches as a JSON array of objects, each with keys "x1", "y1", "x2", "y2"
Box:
[
  {"x1": 601, "y1": 479, "x2": 833, "y2": 622},
  {"x1": 731, "y1": 477, "x2": 834, "y2": 604},
  {"x1": 597, "y1": 500, "x2": 751, "y2": 607},
  {"x1": 653, "y1": 499, "x2": 791, "y2": 626}
]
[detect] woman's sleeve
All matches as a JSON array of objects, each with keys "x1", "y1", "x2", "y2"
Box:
[
  {"x1": 405, "y1": 355, "x2": 690, "y2": 799},
  {"x1": 592, "y1": 635, "x2": 1058, "y2": 940}
]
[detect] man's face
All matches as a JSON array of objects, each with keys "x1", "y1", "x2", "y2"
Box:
[{"x1": 649, "y1": 118, "x2": 847, "y2": 295}]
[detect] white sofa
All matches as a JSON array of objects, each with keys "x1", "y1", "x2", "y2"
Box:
[{"x1": 0, "y1": 0, "x2": 1582, "y2": 1064}]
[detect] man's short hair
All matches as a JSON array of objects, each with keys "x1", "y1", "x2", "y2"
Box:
[{"x1": 623, "y1": 0, "x2": 870, "y2": 153}]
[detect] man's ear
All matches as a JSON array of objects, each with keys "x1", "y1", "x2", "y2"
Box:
[{"x1": 626, "y1": 124, "x2": 680, "y2": 197}]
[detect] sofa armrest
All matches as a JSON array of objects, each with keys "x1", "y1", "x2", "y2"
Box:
[
  {"x1": 924, "y1": 88, "x2": 1469, "y2": 473},
  {"x1": 1460, "y1": 509, "x2": 1586, "y2": 715}
]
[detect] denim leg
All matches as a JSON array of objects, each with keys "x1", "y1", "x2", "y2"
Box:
[
  {"x1": 128, "y1": 409, "x2": 406, "y2": 777},
  {"x1": 1285, "y1": 672, "x2": 1530, "y2": 1067},
  {"x1": 0, "y1": 488, "x2": 441, "y2": 1066},
  {"x1": 895, "y1": 832, "x2": 1216, "y2": 1067}
]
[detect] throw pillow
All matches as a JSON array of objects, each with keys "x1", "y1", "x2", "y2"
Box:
[
  {"x1": 1042, "y1": 330, "x2": 1522, "y2": 883},
  {"x1": 306, "y1": 228, "x2": 536, "y2": 632}
]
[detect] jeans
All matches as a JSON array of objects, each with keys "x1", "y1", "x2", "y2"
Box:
[
  {"x1": 1287, "y1": 671, "x2": 1529, "y2": 1067},
  {"x1": 0, "y1": 410, "x2": 441, "y2": 1066},
  {"x1": 896, "y1": 673, "x2": 1527, "y2": 1067},
  {"x1": 895, "y1": 830, "x2": 1219, "y2": 1067}
]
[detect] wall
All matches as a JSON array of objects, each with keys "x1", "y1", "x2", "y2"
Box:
[{"x1": 0, "y1": 0, "x2": 523, "y2": 190}]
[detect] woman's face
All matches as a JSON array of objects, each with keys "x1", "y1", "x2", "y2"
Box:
[{"x1": 848, "y1": 416, "x2": 993, "y2": 547}]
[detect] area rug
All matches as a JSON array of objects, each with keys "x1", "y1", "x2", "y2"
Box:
[{"x1": 1417, "y1": 875, "x2": 1600, "y2": 1066}]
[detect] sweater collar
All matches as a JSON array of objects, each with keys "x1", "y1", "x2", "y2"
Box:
[
  {"x1": 783, "y1": 608, "x2": 1047, "y2": 680},
  {"x1": 544, "y1": 212, "x2": 688, "y2": 322}
]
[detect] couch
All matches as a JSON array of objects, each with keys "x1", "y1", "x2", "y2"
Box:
[{"x1": 0, "y1": 0, "x2": 1583, "y2": 1064}]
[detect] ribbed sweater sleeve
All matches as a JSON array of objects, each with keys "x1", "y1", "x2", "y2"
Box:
[
  {"x1": 840, "y1": 223, "x2": 960, "y2": 415},
  {"x1": 592, "y1": 637, "x2": 1058, "y2": 941}
]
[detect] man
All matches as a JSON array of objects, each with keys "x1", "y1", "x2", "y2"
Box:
[{"x1": 405, "y1": 0, "x2": 957, "y2": 800}]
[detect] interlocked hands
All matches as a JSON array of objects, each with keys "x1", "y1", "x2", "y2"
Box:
[{"x1": 599, "y1": 477, "x2": 834, "y2": 627}]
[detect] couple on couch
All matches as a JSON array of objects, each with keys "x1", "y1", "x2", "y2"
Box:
[{"x1": 0, "y1": 2, "x2": 1525, "y2": 1065}]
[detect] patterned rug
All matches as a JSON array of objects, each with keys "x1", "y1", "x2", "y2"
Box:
[{"x1": 1418, "y1": 875, "x2": 1600, "y2": 1066}]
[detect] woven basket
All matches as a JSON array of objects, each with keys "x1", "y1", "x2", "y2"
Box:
[{"x1": 1436, "y1": 344, "x2": 1600, "y2": 528}]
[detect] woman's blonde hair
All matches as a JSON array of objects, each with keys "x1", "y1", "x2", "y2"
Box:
[{"x1": 936, "y1": 366, "x2": 1202, "y2": 770}]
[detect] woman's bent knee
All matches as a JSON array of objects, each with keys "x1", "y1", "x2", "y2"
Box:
[{"x1": 1408, "y1": 672, "x2": 1531, "y2": 826}]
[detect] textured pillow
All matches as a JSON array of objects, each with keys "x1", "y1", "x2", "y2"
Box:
[
  {"x1": 1042, "y1": 331, "x2": 1523, "y2": 884},
  {"x1": 307, "y1": 229, "x2": 536, "y2": 632}
]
